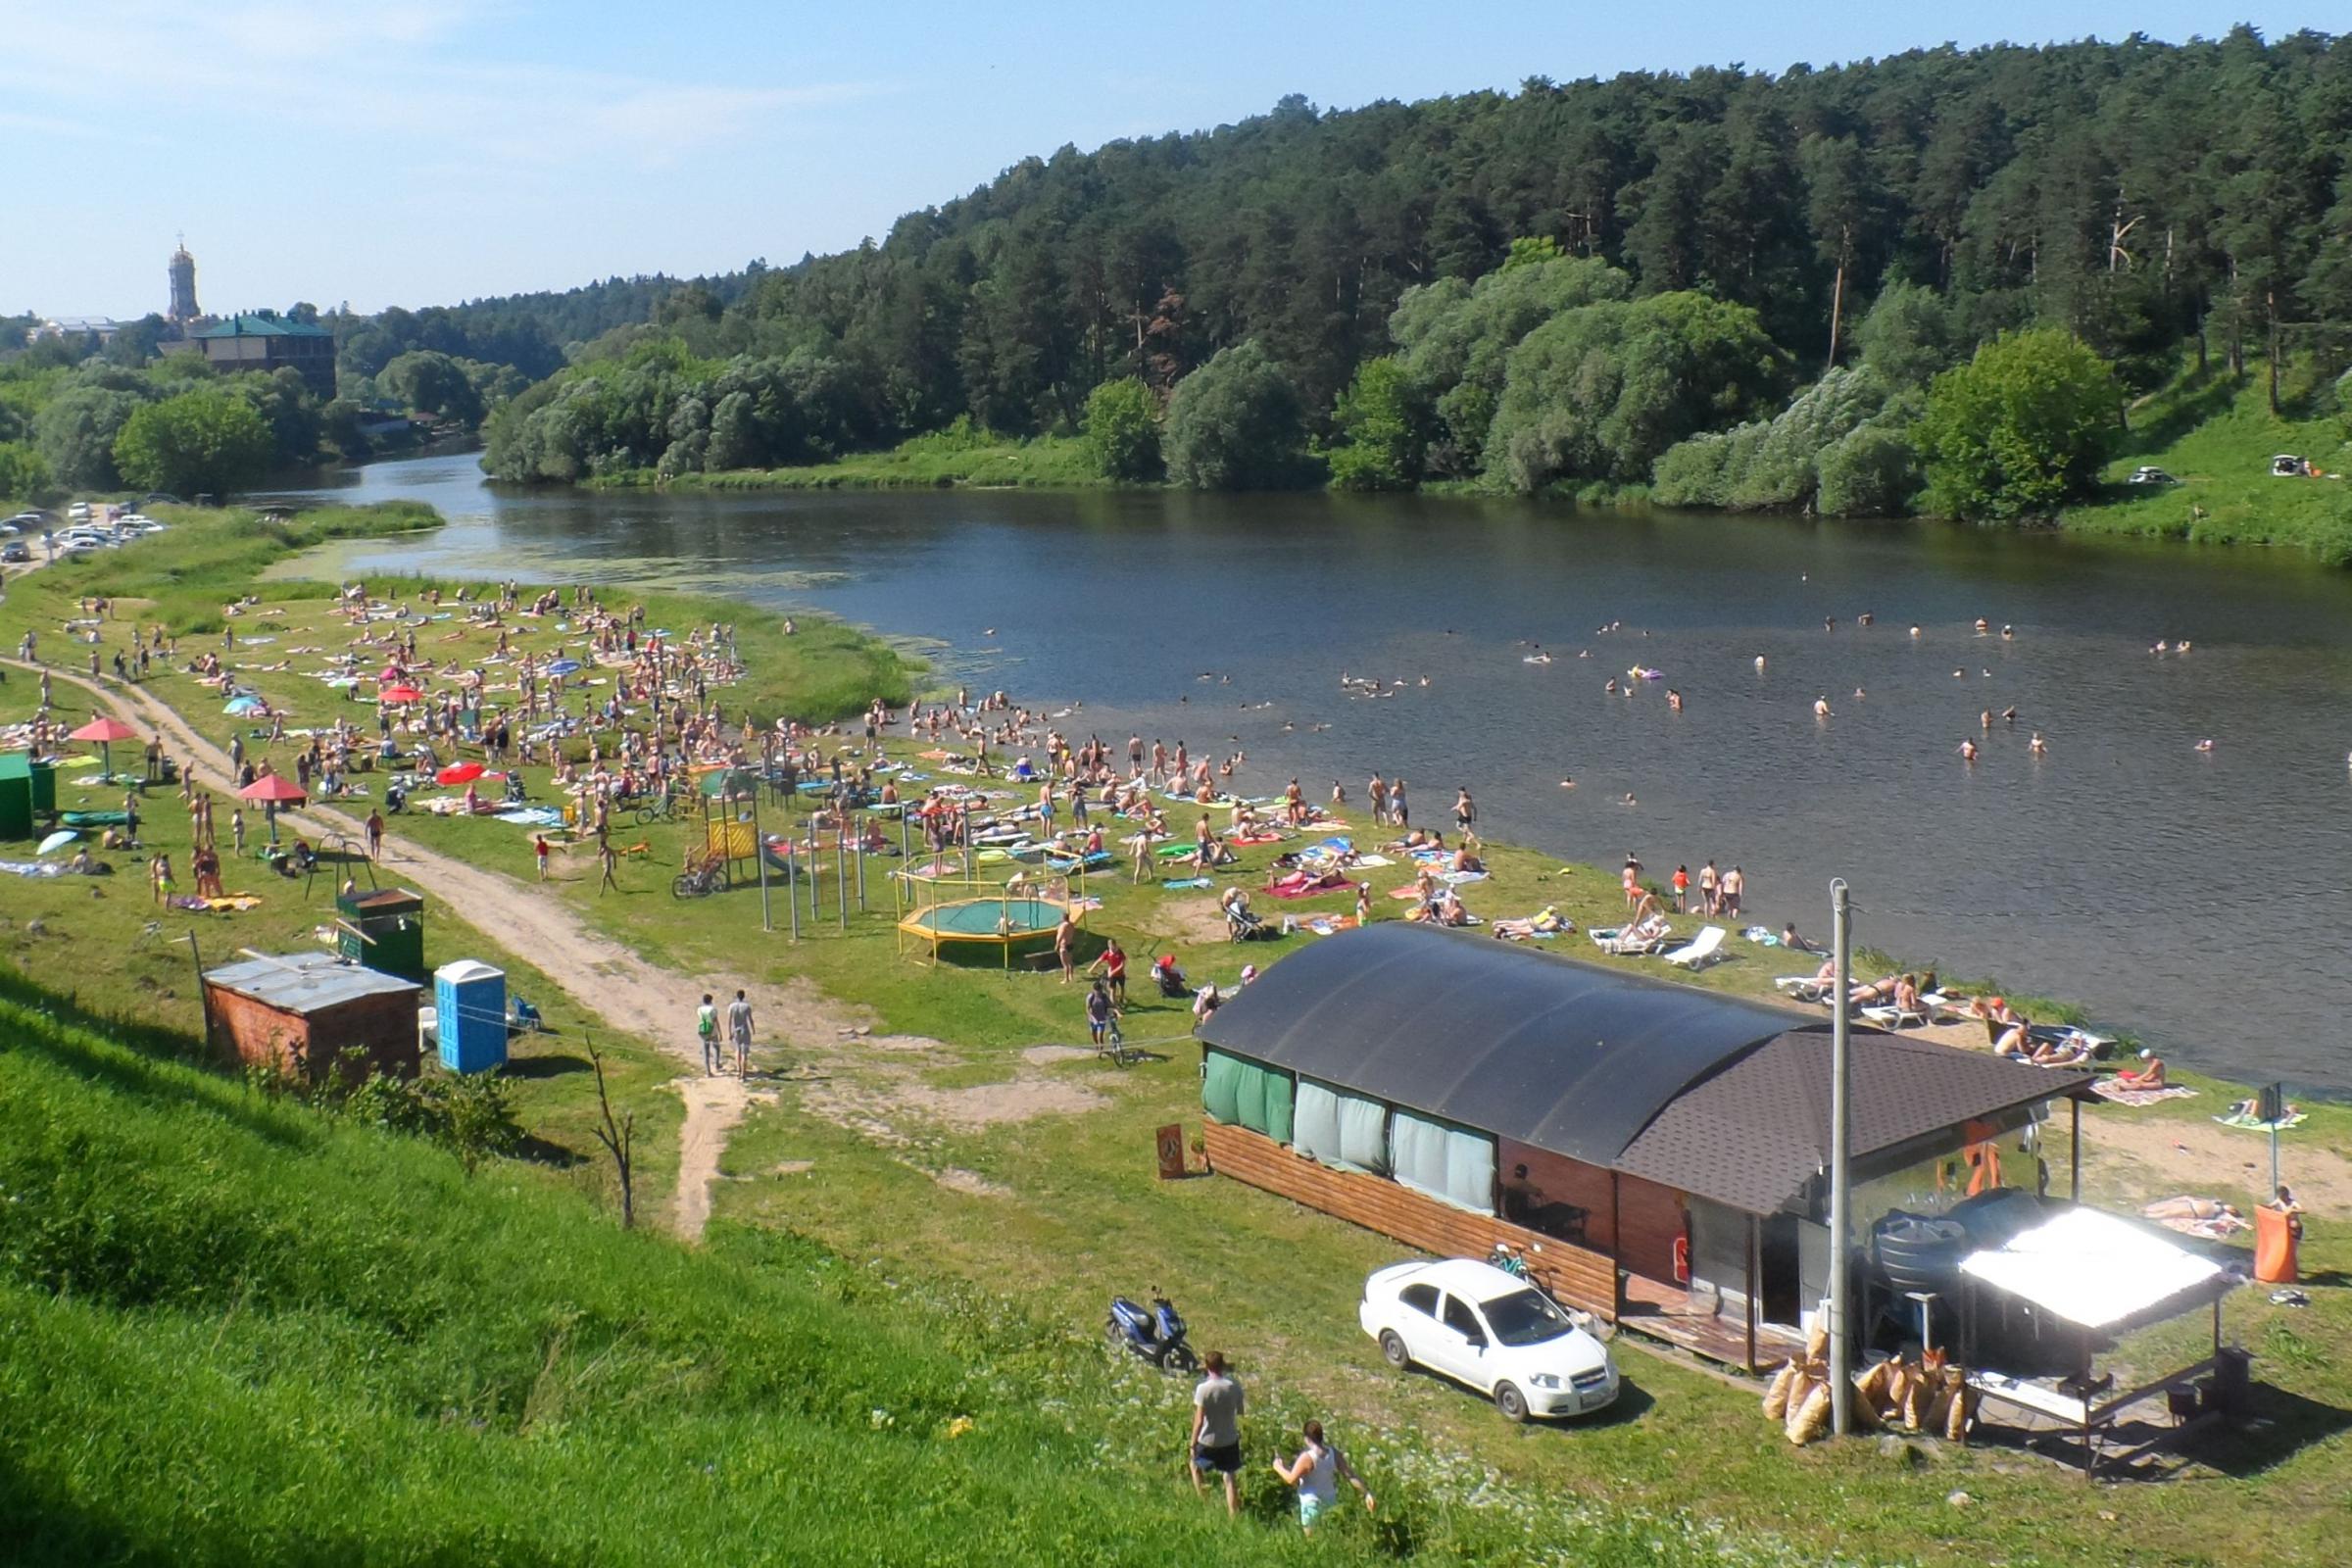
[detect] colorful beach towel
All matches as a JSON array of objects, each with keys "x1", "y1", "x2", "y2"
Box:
[
  {"x1": 2216, "y1": 1109, "x2": 2306, "y2": 1132},
  {"x1": 2090, "y1": 1081, "x2": 2197, "y2": 1106}
]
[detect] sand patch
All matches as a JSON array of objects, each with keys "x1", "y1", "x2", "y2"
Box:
[
  {"x1": 931, "y1": 1166, "x2": 1012, "y2": 1199},
  {"x1": 888, "y1": 1076, "x2": 1107, "y2": 1131},
  {"x1": 772, "y1": 1159, "x2": 814, "y2": 1176},
  {"x1": 2088, "y1": 1109, "x2": 2352, "y2": 1215},
  {"x1": 1022, "y1": 1044, "x2": 1099, "y2": 1065}
]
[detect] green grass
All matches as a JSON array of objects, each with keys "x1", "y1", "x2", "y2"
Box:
[
  {"x1": 597, "y1": 427, "x2": 1108, "y2": 492},
  {"x1": 0, "y1": 986, "x2": 1809, "y2": 1568},
  {"x1": 13, "y1": 505, "x2": 2352, "y2": 1565},
  {"x1": 2064, "y1": 363, "x2": 2352, "y2": 562}
]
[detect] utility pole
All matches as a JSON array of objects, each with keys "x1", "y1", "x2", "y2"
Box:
[{"x1": 1829, "y1": 878, "x2": 1854, "y2": 1437}]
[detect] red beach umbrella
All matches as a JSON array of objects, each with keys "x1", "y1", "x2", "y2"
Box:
[
  {"x1": 70, "y1": 714, "x2": 140, "y2": 775},
  {"x1": 436, "y1": 761, "x2": 485, "y2": 786},
  {"x1": 239, "y1": 770, "x2": 308, "y2": 846},
  {"x1": 380, "y1": 685, "x2": 424, "y2": 705},
  {"x1": 239, "y1": 772, "x2": 308, "y2": 804}
]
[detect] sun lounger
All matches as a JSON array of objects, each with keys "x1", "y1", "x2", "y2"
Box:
[
  {"x1": 1860, "y1": 1003, "x2": 1928, "y2": 1029},
  {"x1": 1661, "y1": 925, "x2": 1728, "y2": 969},
  {"x1": 1775, "y1": 974, "x2": 1831, "y2": 1001},
  {"x1": 1592, "y1": 918, "x2": 1671, "y2": 956}
]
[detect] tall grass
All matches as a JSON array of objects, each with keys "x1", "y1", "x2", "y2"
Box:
[{"x1": 0, "y1": 994, "x2": 1747, "y2": 1567}]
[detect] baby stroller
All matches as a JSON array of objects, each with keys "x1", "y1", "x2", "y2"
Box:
[
  {"x1": 1223, "y1": 895, "x2": 1273, "y2": 943},
  {"x1": 1153, "y1": 956, "x2": 1190, "y2": 998}
]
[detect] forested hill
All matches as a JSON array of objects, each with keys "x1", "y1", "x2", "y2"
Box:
[{"x1": 468, "y1": 28, "x2": 2352, "y2": 507}]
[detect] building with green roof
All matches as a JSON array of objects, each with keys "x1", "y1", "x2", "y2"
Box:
[{"x1": 194, "y1": 314, "x2": 336, "y2": 393}]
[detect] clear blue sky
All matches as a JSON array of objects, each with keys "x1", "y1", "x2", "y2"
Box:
[{"x1": 0, "y1": 2, "x2": 2324, "y2": 318}]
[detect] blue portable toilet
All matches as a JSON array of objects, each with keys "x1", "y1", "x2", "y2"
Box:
[{"x1": 434, "y1": 959, "x2": 508, "y2": 1074}]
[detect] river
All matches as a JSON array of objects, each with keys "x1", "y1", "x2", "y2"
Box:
[{"x1": 264, "y1": 453, "x2": 2352, "y2": 1092}]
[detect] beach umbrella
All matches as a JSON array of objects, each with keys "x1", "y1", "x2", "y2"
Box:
[
  {"x1": 436, "y1": 761, "x2": 485, "y2": 786},
  {"x1": 239, "y1": 771, "x2": 308, "y2": 846},
  {"x1": 380, "y1": 685, "x2": 424, "y2": 705},
  {"x1": 378, "y1": 665, "x2": 407, "y2": 681},
  {"x1": 70, "y1": 714, "x2": 138, "y2": 776},
  {"x1": 224, "y1": 694, "x2": 266, "y2": 716},
  {"x1": 545, "y1": 659, "x2": 583, "y2": 677}
]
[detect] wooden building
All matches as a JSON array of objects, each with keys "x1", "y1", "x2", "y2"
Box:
[
  {"x1": 1197, "y1": 925, "x2": 2092, "y2": 1370},
  {"x1": 203, "y1": 952, "x2": 422, "y2": 1083},
  {"x1": 191, "y1": 314, "x2": 336, "y2": 394}
]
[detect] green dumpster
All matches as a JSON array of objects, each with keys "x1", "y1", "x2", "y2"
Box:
[{"x1": 336, "y1": 887, "x2": 427, "y2": 983}]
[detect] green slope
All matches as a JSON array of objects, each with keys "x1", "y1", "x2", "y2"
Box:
[
  {"x1": 0, "y1": 992, "x2": 1743, "y2": 1568},
  {"x1": 2066, "y1": 367, "x2": 2352, "y2": 561}
]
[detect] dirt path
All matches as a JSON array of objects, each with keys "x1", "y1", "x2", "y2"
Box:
[
  {"x1": 0, "y1": 653, "x2": 836, "y2": 1239},
  {"x1": 2087, "y1": 1107, "x2": 2352, "y2": 1215},
  {"x1": 3, "y1": 652, "x2": 1114, "y2": 1236}
]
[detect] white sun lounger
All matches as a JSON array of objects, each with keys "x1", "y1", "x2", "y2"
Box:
[
  {"x1": 1861, "y1": 1003, "x2": 1928, "y2": 1029},
  {"x1": 1592, "y1": 919, "x2": 1671, "y2": 956},
  {"x1": 1662, "y1": 925, "x2": 1728, "y2": 969},
  {"x1": 1776, "y1": 974, "x2": 1831, "y2": 1000}
]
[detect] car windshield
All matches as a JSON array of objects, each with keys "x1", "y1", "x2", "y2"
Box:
[{"x1": 1481, "y1": 1288, "x2": 1574, "y2": 1347}]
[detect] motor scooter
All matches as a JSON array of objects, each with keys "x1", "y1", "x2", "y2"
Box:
[{"x1": 1106, "y1": 1288, "x2": 1199, "y2": 1372}]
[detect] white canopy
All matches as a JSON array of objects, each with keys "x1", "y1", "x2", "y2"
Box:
[{"x1": 1958, "y1": 1205, "x2": 2232, "y2": 1330}]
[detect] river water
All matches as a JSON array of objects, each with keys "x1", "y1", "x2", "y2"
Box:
[{"x1": 266, "y1": 454, "x2": 2352, "y2": 1091}]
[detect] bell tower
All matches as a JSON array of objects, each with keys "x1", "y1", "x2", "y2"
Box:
[{"x1": 168, "y1": 234, "x2": 200, "y2": 325}]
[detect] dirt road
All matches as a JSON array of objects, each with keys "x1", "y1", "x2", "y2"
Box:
[{"x1": 0, "y1": 652, "x2": 850, "y2": 1238}]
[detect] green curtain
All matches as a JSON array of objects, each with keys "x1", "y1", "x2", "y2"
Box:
[{"x1": 1202, "y1": 1050, "x2": 1296, "y2": 1144}]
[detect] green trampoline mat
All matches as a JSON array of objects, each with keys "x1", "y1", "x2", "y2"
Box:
[{"x1": 906, "y1": 898, "x2": 1061, "y2": 937}]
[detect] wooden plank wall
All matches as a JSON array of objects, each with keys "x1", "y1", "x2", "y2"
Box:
[
  {"x1": 1203, "y1": 1121, "x2": 1619, "y2": 1319},
  {"x1": 1616, "y1": 1173, "x2": 1688, "y2": 1285}
]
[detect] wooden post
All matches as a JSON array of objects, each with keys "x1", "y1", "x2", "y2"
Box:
[
  {"x1": 1746, "y1": 1211, "x2": 1760, "y2": 1374},
  {"x1": 2070, "y1": 1097, "x2": 2082, "y2": 1201}
]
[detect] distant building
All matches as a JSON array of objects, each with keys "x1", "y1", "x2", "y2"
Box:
[
  {"x1": 34, "y1": 316, "x2": 121, "y2": 341},
  {"x1": 193, "y1": 314, "x2": 336, "y2": 393},
  {"x1": 168, "y1": 236, "x2": 201, "y2": 325}
]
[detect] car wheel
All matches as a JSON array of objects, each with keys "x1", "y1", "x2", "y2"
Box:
[
  {"x1": 1379, "y1": 1329, "x2": 1411, "y2": 1370},
  {"x1": 1494, "y1": 1381, "x2": 1530, "y2": 1422}
]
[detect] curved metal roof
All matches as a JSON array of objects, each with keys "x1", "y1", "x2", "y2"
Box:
[{"x1": 1196, "y1": 923, "x2": 1798, "y2": 1167}]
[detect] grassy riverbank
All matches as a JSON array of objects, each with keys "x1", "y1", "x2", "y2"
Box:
[
  {"x1": 2063, "y1": 368, "x2": 2352, "y2": 562},
  {"x1": 6, "y1": 506, "x2": 2352, "y2": 1566},
  {"x1": 595, "y1": 426, "x2": 1103, "y2": 492}
]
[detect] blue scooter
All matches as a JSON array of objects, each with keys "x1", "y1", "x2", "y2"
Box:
[{"x1": 1107, "y1": 1288, "x2": 1199, "y2": 1372}]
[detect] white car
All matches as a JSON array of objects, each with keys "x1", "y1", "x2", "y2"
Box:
[{"x1": 1358, "y1": 1257, "x2": 1620, "y2": 1421}]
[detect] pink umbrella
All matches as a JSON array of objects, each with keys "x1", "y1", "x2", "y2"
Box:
[
  {"x1": 379, "y1": 665, "x2": 407, "y2": 680},
  {"x1": 238, "y1": 770, "x2": 308, "y2": 845},
  {"x1": 380, "y1": 685, "x2": 424, "y2": 705},
  {"x1": 436, "y1": 761, "x2": 485, "y2": 786},
  {"x1": 70, "y1": 714, "x2": 140, "y2": 775}
]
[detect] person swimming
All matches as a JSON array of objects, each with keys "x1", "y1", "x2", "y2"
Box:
[
  {"x1": 2030, "y1": 731, "x2": 2047, "y2": 755},
  {"x1": 1958, "y1": 738, "x2": 1979, "y2": 761},
  {"x1": 1813, "y1": 696, "x2": 1832, "y2": 718}
]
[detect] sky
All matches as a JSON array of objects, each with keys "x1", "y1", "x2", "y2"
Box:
[{"x1": 0, "y1": 1, "x2": 2327, "y2": 318}]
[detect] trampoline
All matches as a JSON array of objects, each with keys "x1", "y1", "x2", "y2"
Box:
[{"x1": 897, "y1": 895, "x2": 1069, "y2": 967}]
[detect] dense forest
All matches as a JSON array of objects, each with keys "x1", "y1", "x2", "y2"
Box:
[
  {"x1": 10, "y1": 30, "x2": 2352, "y2": 515},
  {"x1": 460, "y1": 28, "x2": 2352, "y2": 514}
]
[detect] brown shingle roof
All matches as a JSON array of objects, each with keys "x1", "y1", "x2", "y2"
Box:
[{"x1": 1615, "y1": 1028, "x2": 2092, "y2": 1214}]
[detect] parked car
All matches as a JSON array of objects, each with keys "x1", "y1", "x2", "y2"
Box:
[
  {"x1": 1, "y1": 540, "x2": 30, "y2": 564},
  {"x1": 2271, "y1": 453, "x2": 2312, "y2": 477},
  {"x1": 1358, "y1": 1257, "x2": 1620, "y2": 1421},
  {"x1": 2127, "y1": 466, "x2": 2176, "y2": 485}
]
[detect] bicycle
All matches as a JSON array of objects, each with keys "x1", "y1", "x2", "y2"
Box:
[
  {"x1": 671, "y1": 848, "x2": 725, "y2": 900},
  {"x1": 633, "y1": 794, "x2": 681, "y2": 827}
]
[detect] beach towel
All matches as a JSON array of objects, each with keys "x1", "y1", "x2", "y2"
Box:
[
  {"x1": 1265, "y1": 870, "x2": 1347, "y2": 899},
  {"x1": 2090, "y1": 1081, "x2": 2197, "y2": 1107},
  {"x1": 496, "y1": 807, "x2": 565, "y2": 827},
  {"x1": 1438, "y1": 869, "x2": 1489, "y2": 885},
  {"x1": 1161, "y1": 877, "x2": 1214, "y2": 891},
  {"x1": 2216, "y1": 1109, "x2": 2306, "y2": 1132},
  {"x1": 1388, "y1": 884, "x2": 1428, "y2": 901}
]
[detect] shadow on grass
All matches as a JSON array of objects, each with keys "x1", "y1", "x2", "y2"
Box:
[
  {"x1": 0, "y1": 963, "x2": 310, "y2": 1150},
  {"x1": 2123, "y1": 369, "x2": 2242, "y2": 454},
  {"x1": 503, "y1": 1053, "x2": 590, "y2": 1079}
]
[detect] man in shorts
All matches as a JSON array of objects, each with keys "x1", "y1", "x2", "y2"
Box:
[
  {"x1": 726, "y1": 989, "x2": 755, "y2": 1076},
  {"x1": 1188, "y1": 1350, "x2": 1246, "y2": 1516}
]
